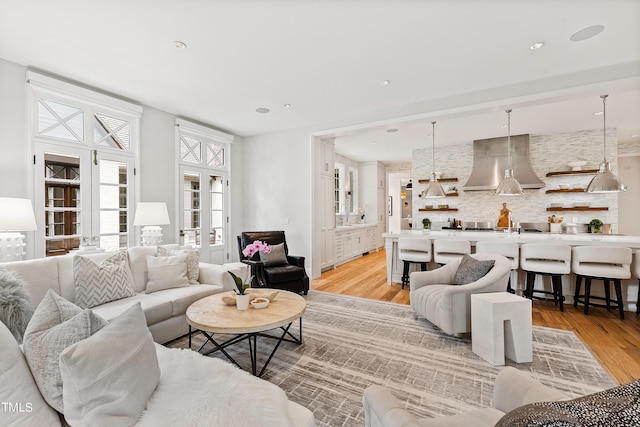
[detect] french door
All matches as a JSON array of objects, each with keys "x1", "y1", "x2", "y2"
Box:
[
  {"x1": 179, "y1": 164, "x2": 228, "y2": 264},
  {"x1": 34, "y1": 143, "x2": 135, "y2": 257}
]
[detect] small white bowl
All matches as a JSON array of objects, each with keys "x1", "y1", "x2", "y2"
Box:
[
  {"x1": 251, "y1": 298, "x2": 270, "y2": 309},
  {"x1": 567, "y1": 161, "x2": 587, "y2": 171},
  {"x1": 559, "y1": 184, "x2": 570, "y2": 190},
  {"x1": 550, "y1": 203, "x2": 564, "y2": 208},
  {"x1": 574, "y1": 202, "x2": 592, "y2": 208}
]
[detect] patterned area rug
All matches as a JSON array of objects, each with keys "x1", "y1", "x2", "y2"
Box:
[{"x1": 166, "y1": 291, "x2": 616, "y2": 427}]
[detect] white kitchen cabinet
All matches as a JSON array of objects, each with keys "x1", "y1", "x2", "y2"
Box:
[
  {"x1": 319, "y1": 139, "x2": 336, "y2": 271},
  {"x1": 334, "y1": 224, "x2": 377, "y2": 266},
  {"x1": 321, "y1": 139, "x2": 335, "y2": 177}
]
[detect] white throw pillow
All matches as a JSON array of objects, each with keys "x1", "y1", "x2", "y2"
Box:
[
  {"x1": 60, "y1": 303, "x2": 160, "y2": 427},
  {"x1": 146, "y1": 254, "x2": 189, "y2": 293},
  {"x1": 22, "y1": 289, "x2": 107, "y2": 413},
  {"x1": 156, "y1": 247, "x2": 200, "y2": 284},
  {"x1": 74, "y1": 251, "x2": 135, "y2": 309},
  {"x1": 0, "y1": 319, "x2": 61, "y2": 426}
]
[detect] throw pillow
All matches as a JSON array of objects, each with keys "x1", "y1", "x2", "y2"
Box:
[
  {"x1": 74, "y1": 251, "x2": 135, "y2": 309},
  {"x1": 0, "y1": 266, "x2": 34, "y2": 343},
  {"x1": 22, "y1": 289, "x2": 107, "y2": 413},
  {"x1": 0, "y1": 319, "x2": 61, "y2": 426},
  {"x1": 146, "y1": 254, "x2": 190, "y2": 293},
  {"x1": 452, "y1": 254, "x2": 495, "y2": 285},
  {"x1": 156, "y1": 247, "x2": 200, "y2": 284},
  {"x1": 60, "y1": 303, "x2": 160, "y2": 427},
  {"x1": 259, "y1": 243, "x2": 289, "y2": 267},
  {"x1": 496, "y1": 378, "x2": 640, "y2": 426}
]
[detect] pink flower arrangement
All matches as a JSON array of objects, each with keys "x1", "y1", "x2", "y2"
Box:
[{"x1": 242, "y1": 240, "x2": 272, "y2": 258}]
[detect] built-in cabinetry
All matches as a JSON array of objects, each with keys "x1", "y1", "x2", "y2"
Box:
[
  {"x1": 319, "y1": 139, "x2": 335, "y2": 270},
  {"x1": 334, "y1": 224, "x2": 378, "y2": 265}
]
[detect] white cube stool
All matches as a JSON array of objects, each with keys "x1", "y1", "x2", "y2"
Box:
[{"x1": 471, "y1": 292, "x2": 532, "y2": 366}]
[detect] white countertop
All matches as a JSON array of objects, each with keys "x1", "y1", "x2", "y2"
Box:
[
  {"x1": 336, "y1": 223, "x2": 377, "y2": 230},
  {"x1": 383, "y1": 230, "x2": 640, "y2": 249}
]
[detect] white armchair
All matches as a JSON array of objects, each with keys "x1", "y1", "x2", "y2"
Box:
[
  {"x1": 410, "y1": 253, "x2": 511, "y2": 336},
  {"x1": 362, "y1": 366, "x2": 569, "y2": 427}
]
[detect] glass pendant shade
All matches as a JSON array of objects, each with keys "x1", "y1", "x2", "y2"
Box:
[
  {"x1": 495, "y1": 109, "x2": 524, "y2": 196},
  {"x1": 586, "y1": 94, "x2": 626, "y2": 193},
  {"x1": 422, "y1": 121, "x2": 445, "y2": 198},
  {"x1": 495, "y1": 168, "x2": 524, "y2": 196}
]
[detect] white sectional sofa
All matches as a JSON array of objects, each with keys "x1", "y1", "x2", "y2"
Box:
[
  {"x1": 1, "y1": 245, "x2": 238, "y2": 344},
  {"x1": 0, "y1": 246, "x2": 316, "y2": 426}
]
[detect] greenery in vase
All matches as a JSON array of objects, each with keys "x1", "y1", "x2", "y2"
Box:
[
  {"x1": 589, "y1": 218, "x2": 603, "y2": 233},
  {"x1": 422, "y1": 217, "x2": 431, "y2": 229},
  {"x1": 227, "y1": 271, "x2": 255, "y2": 295}
]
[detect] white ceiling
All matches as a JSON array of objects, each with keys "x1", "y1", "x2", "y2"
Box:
[{"x1": 1, "y1": 0, "x2": 639, "y2": 162}]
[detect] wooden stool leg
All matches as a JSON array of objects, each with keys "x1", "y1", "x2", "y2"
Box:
[
  {"x1": 603, "y1": 279, "x2": 612, "y2": 311},
  {"x1": 402, "y1": 261, "x2": 410, "y2": 289},
  {"x1": 552, "y1": 275, "x2": 564, "y2": 312},
  {"x1": 574, "y1": 275, "x2": 582, "y2": 308},
  {"x1": 525, "y1": 272, "x2": 534, "y2": 299},
  {"x1": 614, "y1": 279, "x2": 625, "y2": 320},
  {"x1": 584, "y1": 277, "x2": 592, "y2": 315}
]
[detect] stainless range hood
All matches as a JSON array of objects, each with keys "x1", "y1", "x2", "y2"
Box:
[{"x1": 462, "y1": 134, "x2": 545, "y2": 191}]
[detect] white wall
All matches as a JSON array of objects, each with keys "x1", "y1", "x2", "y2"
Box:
[
  {"x1": 242, "y1": 128, "x2": 312, "y2": 273},
  {"x1": 619, "y1": 156, "x2": 640, "y2": 236},
  {"x1": 139, "y1": 107, "x2": 178, "y2": 244},
  {"x1": 0, "y1": 58, "x2": 29, "y2": 198}
]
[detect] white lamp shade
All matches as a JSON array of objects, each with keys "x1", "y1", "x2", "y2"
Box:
[
  {"x1": 133, "y1": 202, "x2": 170, "y2": 226},
  {"x1": 0, "y1": 198, "x2": 37, "y2": 231}
]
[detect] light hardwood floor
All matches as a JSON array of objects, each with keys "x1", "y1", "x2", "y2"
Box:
[{"x1": 312, "y1": 249, "x2": 640, "y2": 384}]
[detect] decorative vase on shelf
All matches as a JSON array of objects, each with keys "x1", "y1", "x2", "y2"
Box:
[{"x1": 236, "y1": 293, "x2": 251, "y2": 311}]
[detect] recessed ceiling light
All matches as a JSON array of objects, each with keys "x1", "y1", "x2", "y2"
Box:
[
  {"x1": 283, "y1": 104, "x2": 291, "y2": 108},
  {"x1": 529, "y1": 42, "x2": 545, "y2": 50},
  {"x1": 570, "y1": 25, "x2": 604, "y2": 42},
  {"x1": 594, "y1": 111, "x2": 603, "y2": 116},
  {"x1": 380, "y1": 80, "x2": 390, "y2": 86},
  {"x1": 631, "y1": 134, "x2": 640, "y2": 138},
  {"x1": 172, "y1": 41, "x2": 187, "y2": 49},
  {"x1": 371, "y1": 141, "x2": 379, "y2": 144},
  {"x1": 501, "y1": 124, "x2": 508, "y2": 128},
  {"x1": 255, "y1": 108, "x2": 270, "y2": 114},
  {"x1": 386, "y1": 128, "x2": 399, "y2": 133}
]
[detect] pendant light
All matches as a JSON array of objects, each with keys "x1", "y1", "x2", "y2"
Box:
[
  {"x1": 421, "y1": 121, "x2": 446, "y2": 198},
  {"x1": 586, "y1": 95, "x2": 626, "y2": 193},
  {"x1": 495, "y1": 109, "x2": 524, "y2": 196}
]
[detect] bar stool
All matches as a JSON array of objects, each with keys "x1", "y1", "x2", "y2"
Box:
[
  {"x1": 520, "y1": 243, "x2": 571, "y2": 312},
  {"x1": 573, "y1": 246, "x2": 631, "y2": 320},
  {"x1": 398, "y1": 238, "x2": 431, "y2": 289},
  {"x1": 433, "y1": 239, "x2": 470, "y2": 267},
  {"x1": 475, "y1": 241, "x2": 519, "y2": 294}
]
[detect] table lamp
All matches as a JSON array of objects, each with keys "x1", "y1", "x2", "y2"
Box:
[
  {"x1": 133, "y1": 202, "x2": 170, "y2": 246},
  {"x1": 0, "y1": 197, "x2": 38, "y2": 261}
]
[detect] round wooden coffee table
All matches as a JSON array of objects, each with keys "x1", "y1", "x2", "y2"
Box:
[{"x1": 186, "y1": 289, "x2": 306, "y2": 377}]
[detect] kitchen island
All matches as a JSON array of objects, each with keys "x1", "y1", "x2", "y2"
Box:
[{"x1": 384, "y1": 230, "x2": 640, "y2": 311}]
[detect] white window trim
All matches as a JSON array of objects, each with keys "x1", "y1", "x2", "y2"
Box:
[{"x1": 27, "y1": 71, "x2": 141, "y2": 257}]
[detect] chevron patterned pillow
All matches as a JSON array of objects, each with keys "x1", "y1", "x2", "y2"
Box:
[{"x1": 74, "y1": 251, "x2": 135, "y2": 309}]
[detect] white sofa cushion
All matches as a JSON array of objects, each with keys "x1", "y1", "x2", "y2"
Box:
[
  {"x1": 60, "y1": 303, "x2": 160, "y2": 427},
  {"x1": 157, "y1": 247, "x2": 200, "y2": 284},
  {"x1": 136, "y1": 345, "x2": 293, "y2": 427},
  {"x1": 90, "y1": 293, "x2": 173, "y2": 325},
  {"x1": 127, "y1": 246, "x2": 161, "y2": 292},
  {"x1": 74, "y1": 251, "x2": 135, "y2": 309},
  {"x1": 150, "y1": 284, "x2": 223, "y2": 316},
  {"x1": 146, "y1": 254, "x2": 189, "y2": 293},
  {"x1": 0, "y1": 319, "x2": 61, "y2": 426},
  {"x1": 22, "y1": 289, "x2": 107, "y2": 413},
  {"x1": 1, "y1": 257, "x2": 61, "y2": 308}
]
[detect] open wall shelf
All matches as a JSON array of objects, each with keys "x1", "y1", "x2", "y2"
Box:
[
  {"x1": 419, "y1": 207, "x2": 459, "y2": 212},
  {"x1": 546, "y1": 207, "x2": 609, "y2": 212},
  {"x1": 546, "y1": 169, "x2": 598, "y2": 177},
  {"x1": 417, "y1": 177, "x2": 458, "y2": 183}
]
